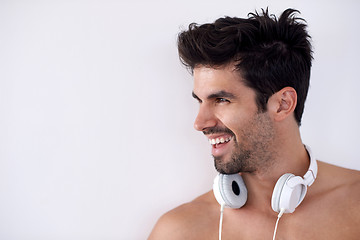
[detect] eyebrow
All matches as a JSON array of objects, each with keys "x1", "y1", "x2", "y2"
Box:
[
  {"x1": 192, "y1": 90, "x2": 236, "y2": 102},
  {"x1": 192, "y1": 91, "x2": 201, "y2": 102}
]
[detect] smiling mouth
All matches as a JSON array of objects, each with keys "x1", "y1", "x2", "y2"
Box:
[{"x1": 208, "y1": 136, "x2": 233, "y2": 146}]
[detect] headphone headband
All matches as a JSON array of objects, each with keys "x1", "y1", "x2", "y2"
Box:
[{"x1": 303, "y1": 145, "x2": 317, "y2": 186}]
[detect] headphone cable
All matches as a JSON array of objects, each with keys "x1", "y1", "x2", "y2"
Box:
[
  {"x1": 219, "y1": 204, "x2": 225, "y2": 240},
  {"x1": 272, "y1": 208, "x2": 285, "y2": 240}
]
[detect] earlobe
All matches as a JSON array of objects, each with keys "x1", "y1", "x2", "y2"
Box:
[{"x1": 268, "y1": 87, "x2": 297, "y2": 122}]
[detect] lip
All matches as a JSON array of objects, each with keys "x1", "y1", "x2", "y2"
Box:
[{"x1": 207, "y1": 134, "x2": 233, "y2": 157}]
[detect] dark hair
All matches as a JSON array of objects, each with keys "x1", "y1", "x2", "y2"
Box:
[{"x1": 177, "y1": 8, "x2": 313, "y2": 125}]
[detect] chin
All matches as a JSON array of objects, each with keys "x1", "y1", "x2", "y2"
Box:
[{"x1": 214, "y1": 158, "x2": 239, "y2": 174}]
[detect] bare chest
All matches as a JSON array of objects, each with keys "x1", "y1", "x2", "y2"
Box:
[{"x1": 219, "y1": 208, "x2": 358, "y2": 240}]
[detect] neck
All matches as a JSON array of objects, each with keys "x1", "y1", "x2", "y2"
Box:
[{"x1": 240, "y1": 140, "x2": 310, "y2": 214}]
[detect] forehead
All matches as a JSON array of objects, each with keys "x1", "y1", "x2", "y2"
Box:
[{"x1": 193, "y1": 65, "x2": 254, "y2": 98}]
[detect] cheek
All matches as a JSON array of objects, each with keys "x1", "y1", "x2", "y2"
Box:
[
  {"x1": 222, "y1": 108, "x2": 261, "y2": 137},
  {"x1": 217, "y1": 108, "x2": 247, "y2": 131}
]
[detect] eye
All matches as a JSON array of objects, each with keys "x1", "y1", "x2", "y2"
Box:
[{"x1": 215, "y1": 98, "x2": 230, "y2": 104}]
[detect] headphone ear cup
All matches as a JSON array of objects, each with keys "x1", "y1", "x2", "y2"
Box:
[
  {"x1": 271, "y1": 173, "x2": 307, "y2": 213},
  {"x1": 213, "y1": 174, "x2": 248, "y2": 209},
  {"x1": 271, "y1": 173, "x2": 294, "y2": 213}
]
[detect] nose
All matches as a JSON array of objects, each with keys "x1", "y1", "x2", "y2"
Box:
[{"x1": 194, "y1": 104, "x2": 217, "y2": 131}]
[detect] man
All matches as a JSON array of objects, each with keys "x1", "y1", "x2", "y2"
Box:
[{"x1": 149, "y1": 8, "x2": 360, "y2": 239}]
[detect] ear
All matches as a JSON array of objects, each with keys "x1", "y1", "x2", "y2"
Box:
[{"x1": 267, "y1": 87, "x2": 297, "y2": 122}]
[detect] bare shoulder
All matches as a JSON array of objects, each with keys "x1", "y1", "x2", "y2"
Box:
[
  {"x1": 317, "y1": 161, "x2": 360, "y2": 187},
  {"x1": 315, "y1": 161, "x2": 360, "y2": 215},
  {"x1": 148, "y1": 191, "x2": 219, "y2": 240}
]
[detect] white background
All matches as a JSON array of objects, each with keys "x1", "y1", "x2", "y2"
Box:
[{"x1": 1, "y1": 0, "x2": 359, "y2": 239}]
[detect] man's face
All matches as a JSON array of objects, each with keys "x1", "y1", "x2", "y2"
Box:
[{"x1": 192, "y1": 65, "x2": 276, "y2": 174}]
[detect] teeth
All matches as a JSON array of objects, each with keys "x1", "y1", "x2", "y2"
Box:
[{"x1": 209, "y1": 136, "x2": 232, "y2": 145}]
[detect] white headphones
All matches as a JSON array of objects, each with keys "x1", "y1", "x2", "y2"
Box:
[{"x1": 213, "y1": 145, "x2": 318, "y2": 214}]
